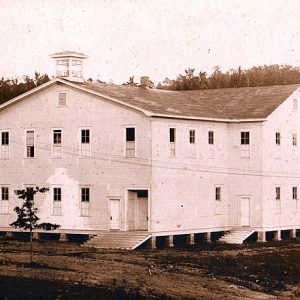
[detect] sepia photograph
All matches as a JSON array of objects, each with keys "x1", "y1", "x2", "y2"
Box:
[{"x1": 0, "y1": 0, "x2": 299, "y2": 299}]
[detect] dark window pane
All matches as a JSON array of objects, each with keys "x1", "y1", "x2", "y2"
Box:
[
  {"x1": 81, "y1": 129, "x2": 90, "y2": 143},
  {"x1": 170, "y1": 128, "x2": 175, "y2": 143},
  {"x1": 126, "y1": 128, "x2": 135, "y2": 142}
]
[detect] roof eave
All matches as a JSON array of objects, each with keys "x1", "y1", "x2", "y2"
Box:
[{"x1": 149, "y1": 113, "x2": 266, "y2": 123}]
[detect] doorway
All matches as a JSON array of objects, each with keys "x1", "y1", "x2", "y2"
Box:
[
  {"x1": 127, "y1": 190, "x2": 148, "y2": 231},
  {"x1": 240, "y1": 197, "x2": 250, "y2": 226},
  {"x1": 110, "y1": 199, "x2": 120, "y2": 230}
]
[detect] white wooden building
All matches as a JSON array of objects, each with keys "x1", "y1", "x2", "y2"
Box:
[{"x1": 0, "y1": 52, "x2": 299, "y2": 248}]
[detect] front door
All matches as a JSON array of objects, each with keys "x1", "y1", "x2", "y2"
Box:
[
  {"x1": 110, "y1": 199, "x2": 120, "y2": 230},
  {"x1": 136, "y1": 197, "x2": 148, "y2": 230},
  {"x1": 240, "y1": 197, "x2": 250, "y2": 226}
]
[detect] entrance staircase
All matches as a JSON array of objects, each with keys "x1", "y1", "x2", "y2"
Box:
[
  {"x1": 218, "y1": 227, "x2": 255, "y2": 244},
  {"x1": 83, "y1": 230, "x2": 151, "y2": 250}
]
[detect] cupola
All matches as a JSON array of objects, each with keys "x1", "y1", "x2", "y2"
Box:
[{"x1": 50, "y1": 51, "x2": 88, "y2": 82}]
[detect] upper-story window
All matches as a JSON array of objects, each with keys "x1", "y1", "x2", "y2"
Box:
[
  {"x1": 1, "y1": 187, "x2": 9, "y2": 214},
  {"x1": 26, "y1": 130, "x2": 35, "y2": 158},
  {"x1": 169, "y1": 128, "x2": 176, "y2": 157},
  {"x1": 275, "y1": 186, "x2": 281, "y2": 200},
  {"x1": 189, "y1": 130, "x2": 195, "y2": 144},
  {"x1": 241, "y1": 131, "x2": 250, "y2": 158},
  {"x1": 215, "y1": 186, "x2": 221, "y2": 201},
  {"x1": 125, "y1": 127, "x2": 135, "y2": 157},
  {"x1": 275, "y1": 132, "x2": 281, "y2": 145},
  {"x1": 208, "y1": 131, "x2": 214, "y2": 145},
  {"x1": 58, "y1": 93, "x2": 67, "y2": 106},
  {"x1": 0, "y1": 131, "x2": 9, "y2": 159},
  {"x1": 52, "y1": 129, "x2": 62, "y2": 158},
  {"x1": 293, "y1": 186, "x2": 297, "y2": 200},
  {"x1": 292, "y1": 133, "x2": 297, "y2": 146},
  {"x1": 241, "y1": 131, "x2": 250, "y2": 145},
  {"x1": 80, "y1": 129, "x2": 91, "y2": 157}
]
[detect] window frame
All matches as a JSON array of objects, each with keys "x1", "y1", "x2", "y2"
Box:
[
  {"x1": 0, "y1": 186, "x2": 9, "y2": 214},
  {"x1": 53, "y1": 187, "x2": 62, "y2": 216},
  {"x1": 25, "y1": 129, "x2": 35, "y2": 158},
  {"x1": 0, "y1": 130, "x2": 10, "y2": 159},
  {"x1": 125, "y1": 127, "x2": 136, "y2": 158},
  {"x1": 80, "y1": 186, "x2": 90, "y2": 217},
  {"x1": 80, "y1": 128, "x2": 91, "y2": 158},
  {"x1": 169, "y1": 127, "x2": 176, "y2": 157},
  {"x1": 52, "y1": 128, "x2": 63, "y2": 158},
  {"x1": 292, "y1": 132, "x2": 297, "y2": 146}
]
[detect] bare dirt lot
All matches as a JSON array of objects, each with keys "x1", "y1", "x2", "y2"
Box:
[{"x1": 0, "y1": 236, "x2": 299, "y2": 299}]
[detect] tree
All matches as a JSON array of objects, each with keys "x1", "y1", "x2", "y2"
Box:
[
  {"x1": 10, "y1": 187, "x2": 60, "y2": 263},
  {"x1": 122, "y1": 76, "x2": 138, "y2": 86}
]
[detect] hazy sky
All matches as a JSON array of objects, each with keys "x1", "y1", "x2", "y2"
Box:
[{"x1": 1, "y1": 0, "x2": 300, "y2": 84}]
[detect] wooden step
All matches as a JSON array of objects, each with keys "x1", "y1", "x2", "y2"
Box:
[{"x1": 82, "y1": 230, "x2": 151, "y2": 250}]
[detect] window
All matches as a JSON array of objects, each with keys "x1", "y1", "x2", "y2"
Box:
[
  {"x1": 241, "y1": 131, "x2": 250, "y2": 158},
  {"x1": 80, "y1": 129, "x2": 91, "y2": 157},
  {"x1": 52, "y1": 129, "x2": 62, "y2": 158},
  {"x1": 53, "y1": 187, "x2": 62, "y2": 215},
  {"x1": 125, "y1": 127, "x2": 135, "y2": 157},
  {"x1": 293, "y1": 133, "x2": 297, "y2": 146},
  {"x1": 275, "y1": 132, "x2": 281, "y2": 145},
  {"x1": 275, "y1": 187, "x2": 281, "y2": 200},
  {"x1": 241, "y1": 131, "x2": 250, "y2": 145},
  {"x1": 1, "y1": 131, "x2": 9, "y2": 158},
  {"x1": 169, "y1": 128, "x2": 176, "y2": 157},
  {"x1": 293, "y1": 98, "x2": 298, "y2": 111},
  {"x1": 293, "y1": 187, "x2": 297, "y2": 200},
  {"x1": 1, "y1": 187, "x2": 9, "y2": 214},
  {"x1": 189, "y1": 130, "x2": 195, "y2": 144},
  {"x1": 215, "y1": 187, "x2": 221, "y2": 201},
  {"x1": 208, "y1": 131, "x2": 214, "y2": 145},
  {"x1": 81, "y1": 187, "x2": 90, "y2": 216},
  {"x1": 26, "y1": 130, "x2": 35, "y2": 158},
  {"x1": 58, "y1": 93, "x2": 66, "y2": 106}
]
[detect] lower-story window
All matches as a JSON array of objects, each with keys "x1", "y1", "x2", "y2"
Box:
[
  {"x1": 81, "y1": 187, "x2": 90, "y2": 216},
  {"x1": 53, "y1": 187, "x2": 62, "y2": 215},
  {"x1": 1, "y1": 187, "x2": 9, "y2": 214}
]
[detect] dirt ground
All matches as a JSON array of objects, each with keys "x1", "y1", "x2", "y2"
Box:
[{"x1": 0, "y1": 236, "x2": 299, "y2": 299}]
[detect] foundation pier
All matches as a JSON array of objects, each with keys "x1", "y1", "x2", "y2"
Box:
[
  {"x1": 148, "y1": 236, "x2": 157, "y2": 249},
  {"x1": 5, "y1": 232, "x2": 13, "y2": 238},
  {"x1": 203, "y1": 232, "x2": 211, "y2": 243},
  {"x1": 32, "y1": 232, "x2": 40, "y2": 240},
  {"x1": 187, "y1": 233, "x2": 195, "y2": 245},
  {"x1": 59, "y1": 233, "x2": 68, "y2": 242},
  {"x1": 257, "y1": 231, "x2": 266, "y2": 242},
  {"x1": 274, "y1": 230, "x2": 281, "y2": 241},
  {"x1": 291, "y1": 229, "x2": 297, "y2": 238},
  {"x1": 166, "y1": 235, "x2": 174, "y2": 248}
]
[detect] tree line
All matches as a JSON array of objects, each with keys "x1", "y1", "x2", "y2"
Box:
[
  {"x1": 156, "y1": 65, "x2": 300, "y2": 90},
  {"x1": 0, "y1": 72, "x2": 50, "y2": 105}
]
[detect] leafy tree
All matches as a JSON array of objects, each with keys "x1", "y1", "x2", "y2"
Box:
[
  {"x1": 10, "y1": 187, "x2": 60, "y2": 263},
  {"x1": 0, "y1": 72, "x2": 50, "y2": 105}
]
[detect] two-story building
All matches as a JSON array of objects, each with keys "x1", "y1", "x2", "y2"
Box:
[{"x1": 0, "y1": 52, "x2": 299, "y2": 248}]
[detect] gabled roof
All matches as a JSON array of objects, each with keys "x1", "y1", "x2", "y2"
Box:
[
  {"x1": 75, "y1": 81, "x2": 300, "y2": 121},
  {"x1": 0, "y1": 78, "x2": 299, "y2": 122},
  {"x1": 50, "y1": 51, "x2": 88, "y2": 59}
]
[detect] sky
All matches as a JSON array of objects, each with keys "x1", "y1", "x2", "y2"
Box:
[{"x1": 1, "y1": 0, "x2": 300, "y2": 84}]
